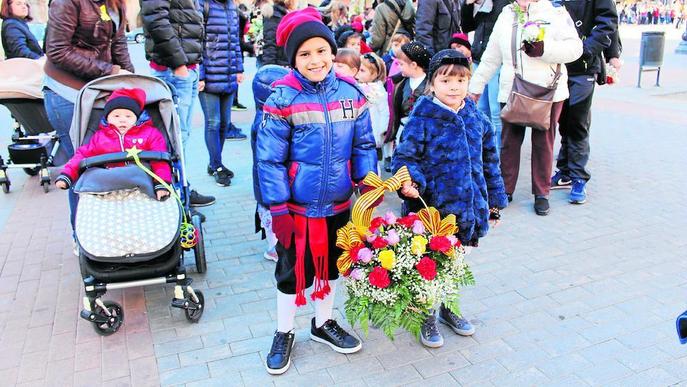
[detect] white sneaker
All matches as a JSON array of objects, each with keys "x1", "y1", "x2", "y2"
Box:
[{"x1": 263, "y1": 249, "x2": 278, "y2": 262}]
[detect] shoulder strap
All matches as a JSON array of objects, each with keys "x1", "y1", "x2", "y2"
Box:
[{"x1": 510, "y1": 18, "x2": 518, "y2": 72}]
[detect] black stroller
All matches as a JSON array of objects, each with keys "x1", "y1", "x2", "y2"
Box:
[
  {"x1": 0, "y1": 58, "x2": 58, "y2": 193},
  {"x1": 71, "y1": 74, "x2": 207, "y2": 335}
]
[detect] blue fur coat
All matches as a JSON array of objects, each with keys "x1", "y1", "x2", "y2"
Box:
[{"x1": 392, "y1": 96, "x2": 508, "y2": 244}]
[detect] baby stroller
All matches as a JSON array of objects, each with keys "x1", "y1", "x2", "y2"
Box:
[
  {"x1": 71, "y1": 74, "x2": 207, "y2": 335},
  {"x1": 0, "y1": 58, "x2": 58, "y2": 193}
]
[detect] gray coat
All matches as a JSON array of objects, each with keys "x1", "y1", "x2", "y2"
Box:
[
  {"x1": 416, "y1": 0, "x2": 461, "y2": 54},
  {"x1": 368, "y1": 0, "x2": 415, "y2": 55}
]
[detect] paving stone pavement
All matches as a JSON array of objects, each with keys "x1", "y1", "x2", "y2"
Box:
[{"x1": 0, "y1": 25, "x2": 686, "y2": 386}]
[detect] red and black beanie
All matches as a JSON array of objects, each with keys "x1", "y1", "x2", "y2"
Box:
[
  {"x1": 276, "y1": 7, "x2": 338, "y2": 67},
  {"x1": 450, "y1": 32, "x2": 472, "y2": 51},
  {"x1": 104, "y1": 88, "x2": 146, "y2": 119}
]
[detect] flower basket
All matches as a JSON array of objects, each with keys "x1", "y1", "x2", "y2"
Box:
[{"x1": 336, "y1": 167, "x2": 475, "y2": 340}]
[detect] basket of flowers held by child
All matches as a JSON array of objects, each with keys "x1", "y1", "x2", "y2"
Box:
[{"x1": 336, "y1": 166, "x2": 475, "y2": 339}]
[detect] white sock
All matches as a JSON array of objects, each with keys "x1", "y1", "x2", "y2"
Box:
[
  {"x1": 277, "y1": 291, "x2": 297, "y2": 333},
  {"x1": 314, "y1": 281, "x2": 337, "y2": 328}
]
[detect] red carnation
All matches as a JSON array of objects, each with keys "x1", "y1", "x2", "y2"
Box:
[
  {"x1": 416, "y1": 257, "x2": 437, "y2": 280},
  {"x1": 371, "y1": 237, "x2": 389, "y2": 249},
  {"x1": 349, "y1": 243, "x2": 364, "y2": 263},
  {"x1": 368, "y1": 266, "x2": 391, "y2": 288},
  {"x1": 397, "y1": 214, "x2": 420, "y2": 228},
  {"x1": 370, "y1": 217, "x2": 387, "y2": 232},
  {"x1": 429, "y1": 236, "x2": 452, "y2": 253}
]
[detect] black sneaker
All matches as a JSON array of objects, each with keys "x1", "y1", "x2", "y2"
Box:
[
  {"x1": 190, "y1": 208, "x2": 206, "y2": 223},
  {"x1": 265, "y1": 330, "x2": 295, "y2": 375},
  {"x1": 189, "y1": 190, "x2": 216, "y2": 207},
  {"x1": 207, "y1": 165, "x2": 234, "y2": 178},
  {"x1": 213, "y1": 167, "x2": 232, "y2": 187},
  {"x1": 383, "y1": 157, "x2": 392, "y2": 173},
  {"x1": 232, "y1": 101, "x2": 248, "y2": 111},
  {"x1": 310, "y1": 318, "x2": 362, "y2": 354},
  {"x1": 507, "y1": 193, "x2": 513, "y2": 203},
  {"x1": 534, "y1": 196, "x2": 550, "y2": 216},
  {"x1": 551, "y1": 170, "x2": 572, "y2": 190}
]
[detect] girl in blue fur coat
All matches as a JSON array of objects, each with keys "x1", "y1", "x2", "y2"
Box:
[{"x1": 392, "y1": 49, "x2": 508, "y2": 348}]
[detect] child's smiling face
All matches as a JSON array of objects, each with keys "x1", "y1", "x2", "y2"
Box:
[
  {"x1": 107, "y1": 108, "x2": 137, "y2": 134},
  {"x1": 294, "y1": 37, "x2": 334, "y2": 83}
]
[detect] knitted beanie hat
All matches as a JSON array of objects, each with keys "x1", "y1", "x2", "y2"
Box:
[
  {"x1": 400, "y1": 42, "x2": 432, "y2": 71},
  {"x1": 276, "y1": 7, "x2": 338, "y2": 67},
  {"x1": 104, "y1": 88, "x2": 146, "y2": 119},
  {"x1": 449, "y1": 32, "x2": 472, "y2": 51},
  {"x1": 428, "y1": 49, "x2": 471, "y2": 80}
]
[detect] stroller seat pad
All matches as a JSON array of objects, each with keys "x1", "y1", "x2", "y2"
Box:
[{"x1": 76, "y1": 188, "x2": 180, "y2": 262}]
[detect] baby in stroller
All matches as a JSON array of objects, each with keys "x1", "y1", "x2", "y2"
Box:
[{"x1": 55, "y1": 88, "x2": 171, "y2": 201}]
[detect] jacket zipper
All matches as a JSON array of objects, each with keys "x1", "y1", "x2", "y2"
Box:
[
  {"x1": 116, "y1": 130, "x2": 129, "y2": 165},
  {"x1": 317, "y1": 85, "x2": 332, "y2": 217}
]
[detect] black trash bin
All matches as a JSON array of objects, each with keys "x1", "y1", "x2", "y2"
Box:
[{"x1": 637, "y1": 31, "x2": 665, "y2": 87}]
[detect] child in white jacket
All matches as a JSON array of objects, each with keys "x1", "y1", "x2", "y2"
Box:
[
  {"x1": 356, "y1": 52, "x2": 390, "y2": 174},
  {"x1": 469, "y1": 0, "x2": 582, "y2": 216}
]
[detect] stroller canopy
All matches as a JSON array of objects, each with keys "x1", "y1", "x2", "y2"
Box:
[
  {"x1": 0, "y1": 58, "x2": 45, "y2": 100},
  {"x1": 69, "y1": 74, "x2": 184, "y2": 164}
]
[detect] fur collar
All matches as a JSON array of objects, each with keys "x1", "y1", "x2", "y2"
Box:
[{"x1": 412, "y1": 95, "x2": 480, "y2": 121}]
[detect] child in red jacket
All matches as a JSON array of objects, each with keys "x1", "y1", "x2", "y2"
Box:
[{"x1": 56, "y1": 88, "x2": 172, "y2": 201}]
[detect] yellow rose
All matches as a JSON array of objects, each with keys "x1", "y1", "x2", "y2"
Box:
[
  {"x1": 411, "y1": 235, "x2": 427, "y2": 255},
  {"x1": 378, "y1": 250, "x2": 396, "y2": 270}
]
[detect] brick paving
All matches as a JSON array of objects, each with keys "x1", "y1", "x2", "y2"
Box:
[{"x1": 0, "y1": 25, "x2": 686, "y2": 386}]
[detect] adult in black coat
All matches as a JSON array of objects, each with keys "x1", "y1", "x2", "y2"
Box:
[
  {"x1": 552, "y1": 0, "x2": 618, "y2": 204},
  {"x1": 415, "y1": 0, "x2": 462, "y2": 54},
  {"x1": 259, "y1": 0, "x2": 291, "y2": 68},
  {"x1": 0, "y1": 0, "x2": 43, "y2": 59},
  {"x1": 460, "y1": 0, "x2": 509, "y2": 63}
]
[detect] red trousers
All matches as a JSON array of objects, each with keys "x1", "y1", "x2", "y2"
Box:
[{"x1": 499, "y1": 101, "x2": 564, "y2": 197}]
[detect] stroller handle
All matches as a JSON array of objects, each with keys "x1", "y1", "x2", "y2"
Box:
[{"x1": 78, "y1": 151, "x2": 173, "y2": 172}]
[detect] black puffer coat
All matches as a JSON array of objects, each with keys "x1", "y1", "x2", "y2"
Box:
[
  {"x1": 460, "y1": 0, "x2": 509, "y2": 62},
  {"x1": 259, "y1": 1, "x2": 289, "y2": 67},
  {"x1": 141, "y1": 0, "x2": 204, "y2": 68}
]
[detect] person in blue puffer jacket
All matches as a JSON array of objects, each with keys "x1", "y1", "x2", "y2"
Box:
[
  {"x1": 251, "y1": 65, "x2": 290, "y2": 263},
  {"x1": 198, "y1": 0, "x2": 244, "y2": 187},
  {"x1": 256, "y1": 8, "x2": 377, "y2": 376}
]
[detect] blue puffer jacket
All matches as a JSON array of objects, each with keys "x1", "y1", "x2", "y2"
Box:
[
  {"x1": 251, "y1": 65, "x2": 290, "y2": 206},
  {"x1": 392, "y1": 96, "x2": 508, "y2": 244},
  {"x1": 1, "y1": 18, "x2": 44, "y2": 60},
  {"x1": 197, "y1": 0, "x2": 244, "y2": 94},
  {"x1": 256, "y1": 69, "x2": 377, "y2": 218}
]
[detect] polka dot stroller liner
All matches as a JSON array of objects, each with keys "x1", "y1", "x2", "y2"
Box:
[{"x1": 75, "y1": 188, "x2": 181, "y2": 263}]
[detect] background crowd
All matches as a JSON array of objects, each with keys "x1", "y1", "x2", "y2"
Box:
[{"x1": 618, "y1": 0, "x2": 687, "y2": 27}]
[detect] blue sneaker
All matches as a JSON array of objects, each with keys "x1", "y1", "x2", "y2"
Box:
[
  {"x1": 420, "y1": 314, "x2": 444, "y2": 348},
  {"x1": 551, "y1": 170, "x2": 572, "y2": 189},
  {"x1": 569, "y1": 179, "x2": 587, "y2": 204},
  {"x1": 439, "y1": 305, "x2": 475, "y2": 336}
]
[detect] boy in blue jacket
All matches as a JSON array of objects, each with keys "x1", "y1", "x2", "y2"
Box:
[{"x1": 255, "y1": 8, "x2": 378, "y2": 375}]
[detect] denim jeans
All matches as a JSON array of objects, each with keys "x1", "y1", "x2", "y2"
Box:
[
  {"x1": 43, "y1": 87, "x2": 79, "y2": 231},
  {"x1": 43, "y1": 87, "x2": 76, "y2": 164},
  {"x1": 151, "y1": 68, "x2": 199, "y2": 153},
  {"x1": 473, "y1": 61, "x2": 503, "y2": 149},
  {"x1": 198, "y1": 91, "x2": 234, "y2": 170}
]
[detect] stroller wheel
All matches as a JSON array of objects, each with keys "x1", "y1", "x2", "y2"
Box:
[
  {"x1": 23, "y1": 167, "x2": 40, "y2": 176},
  {"x1": 41, "y1": 181, "x2": 50, "y2": 193},
  {"x1": 92, "y1": 301, "x2": 124, "y2": 336},
  {"x1": 184, "y1": 290, "x2": 205, "y2": 323},
  {"x1": 1, "y1": 181, "x2": 9, "y2": 194},
  {"x1": 191, "y1": 215, "x2": 207, "y2": 274}
]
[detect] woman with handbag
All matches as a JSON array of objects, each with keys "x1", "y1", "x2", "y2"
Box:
[{"x1": 468, "y1": 0, "x2": 581, "y2": 216}]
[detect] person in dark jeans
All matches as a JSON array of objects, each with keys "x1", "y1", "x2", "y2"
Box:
[
  {"x1": 142, "y1": 0, "x2": 217, "y2": 219},
  {"x1": 551, "y1": 0, "x2": 617, "y2": 205},
  {"x1": 198, "y1": 0, "x2": 245, "y2": 186}
]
